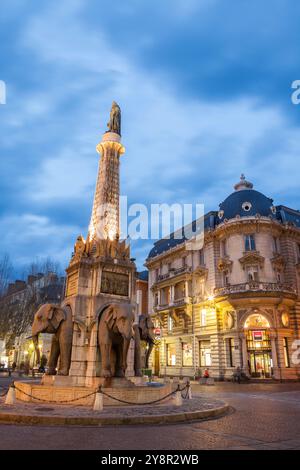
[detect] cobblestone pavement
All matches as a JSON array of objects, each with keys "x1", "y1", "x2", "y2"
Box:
[{"x1": 0, "y1": 379, "x2": 300, "y2": 450}]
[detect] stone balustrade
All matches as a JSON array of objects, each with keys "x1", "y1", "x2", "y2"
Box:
[{"x1": 214, "y1": 281, "x2": 297, "y2": 297}]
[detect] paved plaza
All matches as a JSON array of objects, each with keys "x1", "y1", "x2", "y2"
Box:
[{"x1": 0, "y1": 378, "x2": 300, "y2": 450}]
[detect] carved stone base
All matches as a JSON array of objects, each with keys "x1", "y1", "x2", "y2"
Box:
[
  {"x1": 41, "y1": 375, "x2": 82, "y2": 387},
  {"x1": 15, "y1": 380, "x2": 172, "y2": 407},
  {"x1": 42, "y1": 375, "x2": 136, "y2": 389},
  {"x1": 89, "y1": 377, "x2": 135, "y2": 389}
]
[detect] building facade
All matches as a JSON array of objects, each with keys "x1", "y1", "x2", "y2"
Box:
[
  {"x1": 136, "y1": 271, "x2": 149, "y2": 316},
  {"x1": 0, "y1": 272, "x2": 65, "y2": 367},
  {"x1": 145, "y1": 175, "x2": 300, "y2": 380}
]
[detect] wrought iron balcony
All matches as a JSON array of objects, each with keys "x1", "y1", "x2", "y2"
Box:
[
  {"x1": 156, "y1": 265, "x2": 192, "y2": 282},
  {"x1": 214, "y1": 281, "x2": 297, "y2": 297},
  {"x1": 154, "y1": 296, "x2": 192, "y2": 311}
]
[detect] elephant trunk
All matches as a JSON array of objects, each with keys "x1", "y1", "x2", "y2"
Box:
[
  {"x1": 32, "y1": 334, "x2": 40, "y2": 365},
  {"x1": 122, "y1": 338, "x2": 131, "y2": 371}
]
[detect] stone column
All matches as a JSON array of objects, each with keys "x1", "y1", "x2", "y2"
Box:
[
  {"x1": 88, "y1": 131, "x2": 125, "y2": 242},
  {"x1": 85, "y1": 325, "x2": 98, "y2": 387},
  {"x1": 270, "y1": 331, "x2": 280, "y2": 379},
  {"x1": 69, "y1": 323, "x2": 87, "y2": 386},
  {"x1": 158, "y1": 289, "x2": 161, "y2": 306},
  {"x1": 185, "y1": 280, "x2": 189, "y2": 298},
  {"x1": 240, "y1": 333, "x2": 250, "y2": 376},
  {"x1": 126, "y1": 338, "x2": 135, "y2": 377},
  {"x1": 170, "y1": 285, "x2": 175, "y2": 304}
]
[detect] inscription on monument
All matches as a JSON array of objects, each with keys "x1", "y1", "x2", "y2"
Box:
[
  {"x1": 101, "y1": 270, "x2": 129, "y2": 297},
  {"x1": 66, "y1": 271, "x2": 79, "y2": 297}
]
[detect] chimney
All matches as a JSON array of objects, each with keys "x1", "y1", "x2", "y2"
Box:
[
  {"x1": 15, "y1": 280, "x2": 26, "y2": 292},
  {"x1": 7, "y1": 283, "x2": 16, "y2": 295},
  {"x1": 27, "y1": 275, "x2": 37, "y2": 285}
]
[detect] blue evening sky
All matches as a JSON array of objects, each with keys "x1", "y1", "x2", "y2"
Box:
[{"x1": 0, "y1": 0, "x2": 300, "y2": 275}]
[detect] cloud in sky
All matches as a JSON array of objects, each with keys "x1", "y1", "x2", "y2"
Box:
[{"x1": 0, "y1": 0, "x2": 300, "y2": 275}]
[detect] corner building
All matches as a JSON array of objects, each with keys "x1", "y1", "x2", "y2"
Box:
[{"x1": 145, "y1": 175, "x2": 300, "y2": 380}]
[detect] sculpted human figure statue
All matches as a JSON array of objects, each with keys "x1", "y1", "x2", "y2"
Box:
[{"x1": 107, "y1": 101, "x2": 121, "y2": 135}]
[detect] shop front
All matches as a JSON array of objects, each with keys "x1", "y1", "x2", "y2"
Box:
[{"x1": 244, "y1": 314, "x2": 273, "y2": 378}]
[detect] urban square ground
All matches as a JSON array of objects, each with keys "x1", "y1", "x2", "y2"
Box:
[{"x1": 0, "y1": 376, "x2": 300, "y2": 450}]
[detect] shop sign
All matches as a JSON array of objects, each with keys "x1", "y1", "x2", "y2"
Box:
[
  {"x1": 154, "y1": 327, "x2": 161, "y2": 337},
  {"x1": 253, "y1": 330, "x2": 263, "y2": 341}
]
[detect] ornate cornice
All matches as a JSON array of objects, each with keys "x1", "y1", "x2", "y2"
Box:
[{"x1": 214, "y1": 281, "x2": 297, "y2": 299}]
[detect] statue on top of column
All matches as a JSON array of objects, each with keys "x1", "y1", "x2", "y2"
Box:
[{"x1": 107, "y1": 101, "x2": 121, "y2": 135}]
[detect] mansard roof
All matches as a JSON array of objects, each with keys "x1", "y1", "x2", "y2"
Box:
[{"x1": 146, "y1": 176, "x2": 300, "y2": 260}]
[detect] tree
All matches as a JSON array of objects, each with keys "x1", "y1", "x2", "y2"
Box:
[
  {"x1": 0, "y1": 256, "x2": 64, "y2": 346},
  {"x1": 0, "y1": 253, "x2": 13, "y2": 297}
]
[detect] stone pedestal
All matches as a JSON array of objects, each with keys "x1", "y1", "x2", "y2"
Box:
[{"x1": 15, "y1": 380, "x2": 172, "y2": 407}]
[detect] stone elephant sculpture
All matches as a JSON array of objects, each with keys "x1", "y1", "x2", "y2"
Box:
[
  {"x1": 134, "y1": 313, "x2": 155, "y2": 377},
  {"x1": 32, "y1": 303, "x2": 73, "y2": 376},
  {"x1": 98, "y1": 303, "x2": 135, "y2": 378}
]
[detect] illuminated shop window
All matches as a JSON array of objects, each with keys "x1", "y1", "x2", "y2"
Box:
[
  {"x1": 167, "y1": 343, "x2": 176, "y2": 366},
  {"x1": 182, "y1": 342, "x2": 193, "y2": 367},
  {"x1": 199, "y1": 341, "x2": 211, "y2": 366}
]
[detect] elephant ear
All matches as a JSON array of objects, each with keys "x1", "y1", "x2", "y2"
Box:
[
  {"x1": 139, "y1": 315, "x2": 147, "y2": 337},
  {"x1": 146, "y1": 315, "x2": 154, "y2": 330},
  {"x1": 48, "y1": 306, "x2": 66, "y2": 330},
  {"x1": 105, "y1": 305, "x2": 117, "y2": 330}
]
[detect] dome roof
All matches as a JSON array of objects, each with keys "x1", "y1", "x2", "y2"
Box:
[{"x1": 217, "y1": 175, "x2": 276, "y2": 222}]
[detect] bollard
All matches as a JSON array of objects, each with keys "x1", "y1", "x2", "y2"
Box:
[
  {"x1": 5, "y1": 385, "x2": 16, "y2": 405},
  {"x1": 93, "y1": 391, "x2": 103, "y2": 411},
  {"x1": 173, "y1": 391, "x2": 182, "y2": 407}
]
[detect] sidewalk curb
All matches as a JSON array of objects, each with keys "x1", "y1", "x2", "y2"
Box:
[{"x1": 0, "y1": 404, "x2": 229, "y2": 426}]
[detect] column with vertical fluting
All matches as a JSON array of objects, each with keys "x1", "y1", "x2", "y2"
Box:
[{"x1": 88, "y1": 131, "x2": 125, "y2": 242}]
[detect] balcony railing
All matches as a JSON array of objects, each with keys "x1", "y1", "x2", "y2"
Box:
[
  {"x1": 214, "y1": 281, "x2": 297, "y2": 297},
  {"x1": 156, "y1": 266, "x2": 192, "y2": 282},
  {"x1": 154, "y1": 296, "x2": 192, "y2": 311}
]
